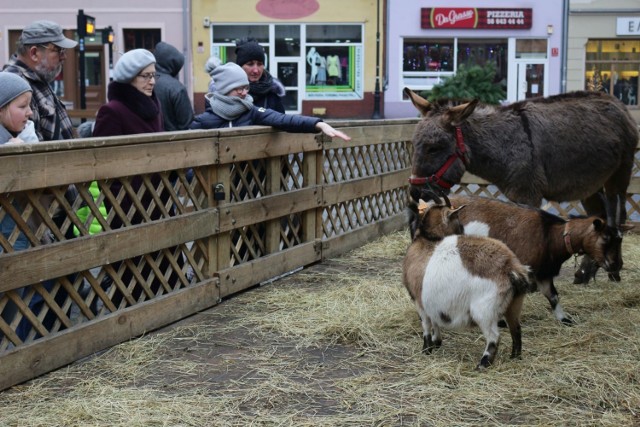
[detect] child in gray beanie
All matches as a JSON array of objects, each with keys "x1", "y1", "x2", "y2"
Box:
[
  {"x1": 113, "y1": 49, "x2": 156, "y2": 83},
  {"x1": 191, "y1": 62, "x2": 350, "y2": 142},
  {"x1": 0, "y1": 72, "x2": 38, "y2": 144},
  {"x1": 205, "y1": 55, "x2": 222, "y2": 93}
]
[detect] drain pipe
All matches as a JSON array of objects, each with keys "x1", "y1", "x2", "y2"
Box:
[
  {"x1": 182, "y1": 0, "x2": 192, "y2": 100},
  {"x1": 561, "y1": 0, "x2": 569, "y2": 93}
]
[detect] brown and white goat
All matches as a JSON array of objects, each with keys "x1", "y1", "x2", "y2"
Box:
[
  {"x1": 444, "y1": 194, "x2": 632, "y2": 324},
  {"x1": 403, "y1": 198, "x2": 532, "y2": 369}
]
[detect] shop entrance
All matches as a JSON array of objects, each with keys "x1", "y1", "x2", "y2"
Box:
[
  {"x1": 273, "y1": 58, "x2": 303, "y2": 114},
  {"x1": 516, "y1": 61, "x2": 547, "y2": 101}
]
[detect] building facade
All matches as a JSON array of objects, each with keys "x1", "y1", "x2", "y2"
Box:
[
  {"x1": 191, "y1": 0, "x2": 384, "y2": 118},
  {"x1": 0, "y1": 2, "x2": 189, "y2": 114},
  {"x1": 568, "y1": 0, "x2": 639, "y2": 121},
  {"x1": 385, "y1": 1, "x2": 566, "y2": 118}
]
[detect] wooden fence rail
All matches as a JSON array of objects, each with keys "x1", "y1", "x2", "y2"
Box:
[{"x1": 1, "y1": 119, "x2": 638, "y2": 391}]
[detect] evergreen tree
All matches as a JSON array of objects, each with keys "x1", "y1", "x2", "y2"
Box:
[{"x1": 425, "y1": 63, "x2": 506, "y2": 105}]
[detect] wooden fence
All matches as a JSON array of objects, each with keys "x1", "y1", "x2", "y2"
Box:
[
  {"x1": 1, "y1": 118, "x2": 638, "y2": 391},
  {"x1": 0, "y1": 119, "x2": 415, "y2": 390}
]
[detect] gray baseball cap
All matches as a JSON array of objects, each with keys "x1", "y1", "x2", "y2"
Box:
[{"x1": 20, "y1": 20, "x2": 78, "y2": 49}]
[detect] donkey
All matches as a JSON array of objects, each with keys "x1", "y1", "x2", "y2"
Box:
[{"x1": 404, "y1": 88, "x2": 638, "y2": 283}]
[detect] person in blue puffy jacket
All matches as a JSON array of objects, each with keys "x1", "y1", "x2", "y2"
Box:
[{"x1": 190, "y1": 62, "x2": 350, "y2": 141}]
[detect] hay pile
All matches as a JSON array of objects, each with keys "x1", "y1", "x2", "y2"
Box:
[{"x1": 0, "y1": 231, "x2": 639, "y2": 426}]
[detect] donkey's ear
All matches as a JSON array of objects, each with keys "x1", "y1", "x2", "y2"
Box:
[
  {"x1": 445, "y1": 99, "x2": 479, "y2": 126},
  {"x1": 404, "y1": 87, "x2": 432, "y2": 117}
]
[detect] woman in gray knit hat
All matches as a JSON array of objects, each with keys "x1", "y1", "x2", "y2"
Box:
[
  {"x1": 0, "y1": 72, "x2": 38, "y2": 144},
  {"x1": 190, "y1": 62, "x2": 350, "y2": 141}
]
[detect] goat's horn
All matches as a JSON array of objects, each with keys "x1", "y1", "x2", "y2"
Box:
[
  {"x1": 421, "y1": 189, "x2": 442, "y2": 205},
  {"x1": 598, "y1": 191, "x2": 616, "y2": 228},
  {"x1": 440, "y1": 192, "x2": 452, "y2": 208}
]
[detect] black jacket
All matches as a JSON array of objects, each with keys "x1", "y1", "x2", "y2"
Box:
[{"x1": 153, "y1": 42, "x2": 194, "y2": 131}]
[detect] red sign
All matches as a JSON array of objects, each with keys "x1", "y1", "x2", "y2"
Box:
[
  {"x1": 421, "y1": 8, "x2": 532, "y2": 30},
  {"x1": 551, "y1": 47, "x2": 559, "y2": 57}
]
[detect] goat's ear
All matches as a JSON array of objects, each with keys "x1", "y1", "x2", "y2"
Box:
[
  {"x1": 417, "y1": 199, "x2": 429, "y2": 215},
  {"x1": 446, "y1": 204, "x2": 466, "y2": 221},
  {"x1": 620, "y1": 223, "x2": 635, "y2": 232}
]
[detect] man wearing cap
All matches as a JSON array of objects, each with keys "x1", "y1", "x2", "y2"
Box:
[{"x1": 3, "y1": 20, "x2": 77, "y2": 141}]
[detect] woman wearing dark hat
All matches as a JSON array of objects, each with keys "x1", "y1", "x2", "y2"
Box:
[{"x1": 235, "y1": 39, "x2": 286, "y2": 113}]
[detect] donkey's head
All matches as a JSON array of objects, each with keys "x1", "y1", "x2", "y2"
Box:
[{"x1": 405, "y1": 87, "x2": 478, "y2": 195}]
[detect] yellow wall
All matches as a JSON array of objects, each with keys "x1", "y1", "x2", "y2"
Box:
[{"x1": 191, "y1": 0, "x2": 382, "y2": 94}]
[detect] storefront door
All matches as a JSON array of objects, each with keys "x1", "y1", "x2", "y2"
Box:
[
  {"x1": 516, "y1": 61, "x2": 547, "y2": 101},
  {"x1": 78, "y1": 45, "x2": 107, "y2": 112},
  {"x1": 273, "y1": 58, "x2": 303, "y2": 113}
]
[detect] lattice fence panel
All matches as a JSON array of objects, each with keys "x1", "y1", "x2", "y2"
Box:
[
  {"x1": 322, "y1": 141, "x2": 412, "y2": 184},
  {"x1": 0, "y1": 167, "x2": 208, "y2": 349},
  {"x1": 322, "y1": 188, "x2": 408, "y2": 238}
]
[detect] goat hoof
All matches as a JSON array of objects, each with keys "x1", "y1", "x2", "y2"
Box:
[
  {"x1": 421, "y1": 346, "x2": 434, "y2": 355},
  {"x1": 497, "y1": 319, "x2": 507, "y2": 328},
  {"x1": 608, "y1": 272, "x2": 621, "y2": 282},
  {"x1": 561, "y1": 317, "x2": 575, "y2": 326},
  {"x1": 573, "y1": 269, "x2": 591, "y2": 285}
]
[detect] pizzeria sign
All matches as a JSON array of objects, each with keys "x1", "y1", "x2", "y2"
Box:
[{"x1": 421, "y1": 8, "x2": 532, "y2": 30}]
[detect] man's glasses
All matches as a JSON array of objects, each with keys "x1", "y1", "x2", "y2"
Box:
[
  {"x1": 38, "y1": 44, "x2": 66, "y2": 56},
  {"x1": 137, "y1": 73, "x2": 158, "y2": 81}
]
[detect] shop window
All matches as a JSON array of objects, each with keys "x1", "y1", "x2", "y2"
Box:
[
  {"x1": 305, "y1": 45, "x2": 361, "y2": 99},
  {"x1": 402, "y1": 38, "x2": 507, "y2": 95},
  {"x1": 211, "y1": 25, "x2": 268, "y2": 44},
  {"x1": 403, "y1": 39, "x2": 453, "y2": 72},
  {"x1": 275, "y1": 25, "x2": 300, "y2": 57},
  {"x1": 515, "y1": 39, "x2": 547, "y2": 59},
  {"x1": 123, "y1": 28, "x2": 161, "y2": 51},
  {"x1": 208, "y1": 24, "x2": 363, "y2": 104},
  {"x1": 585, "y1": 39, "x2": 639, "y2": 107},
  {"x1": 306, "y1": 25, "x2": 362, "y2": 43}
]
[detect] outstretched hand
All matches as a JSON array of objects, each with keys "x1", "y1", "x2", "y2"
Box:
[{"x1": 316, "y1": 122, "x2": 352, "y2": 141}]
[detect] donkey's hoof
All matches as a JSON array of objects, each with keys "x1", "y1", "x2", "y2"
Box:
[{"x1": 608, "y1": 272, "x2": 621, "y2": 282}]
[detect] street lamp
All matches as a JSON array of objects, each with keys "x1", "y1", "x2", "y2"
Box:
[
  {"x1": 77, "y1": 9, "x2": 96, "y2": 118},
  {"x1": 372, "y1": 0, "x2": 382, "y2": 119},
  {"x1": 102, "y1": 26, "x2": 114, "y2": 81}
]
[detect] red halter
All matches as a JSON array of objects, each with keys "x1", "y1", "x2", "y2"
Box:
[{"x1": 408, "y1": 126, "x2": 469, "y2": 190}]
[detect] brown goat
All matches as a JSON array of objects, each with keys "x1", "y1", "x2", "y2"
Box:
[
  {"x1": 403, "y1": 198, "x2": 532, "y2": 369},
  {"x1": 442, "y1": 194, "x2": 633, "y2": 324}
]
